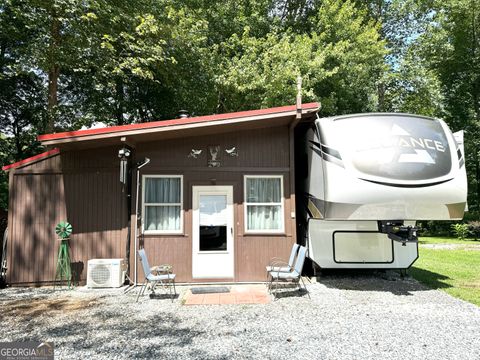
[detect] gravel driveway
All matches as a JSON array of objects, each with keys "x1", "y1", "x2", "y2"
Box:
[{"x1": 1, "y1": 273, "x2": 479, "y2": 360}]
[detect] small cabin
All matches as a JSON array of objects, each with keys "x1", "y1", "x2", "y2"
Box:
[{"x1": 3, "y1": 103, "x2": 319, "y2": 285}]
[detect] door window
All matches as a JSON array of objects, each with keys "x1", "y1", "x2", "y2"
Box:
[{"x1": 199, "y1": 195, "x2": 227, "y2": 251}]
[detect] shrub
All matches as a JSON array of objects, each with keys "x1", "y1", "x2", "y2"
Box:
[
  {"x1": 417, "y1": 220, "x2": 456, "y2": 237},
  {"x1": 468, "y1": 221, "x2": 480, "y2": 240},
  {"x1": 463, "y1": 211, "x2": 480, "y2": 222},
  {"x1": 451, "y1": 223, "x2": 470, "y2": 240},
  {"x1": 417, "y1": 211, "x2": 480, "y2": 238}
]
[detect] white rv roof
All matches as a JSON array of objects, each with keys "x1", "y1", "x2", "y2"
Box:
[{"x1": 317, "y1": 112, "x2": 439, "y2": 122}]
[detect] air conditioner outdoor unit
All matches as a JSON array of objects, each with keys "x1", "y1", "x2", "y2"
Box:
[{"x1": 87, "y1": 258, "x2": 126, "y2": 288}]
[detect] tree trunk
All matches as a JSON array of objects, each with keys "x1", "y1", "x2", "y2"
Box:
[
  {"x1": 138, "y1": 105, "x2": 148, "y2": 123},
  {"x1": 476, "y1": 150, "x2": 480, "y2": 211},
  {"x1": 474, "y1": 81, "x2": 480, "y2": 122},
  {"x1": 46, "y1": 15, "x2": 61, "y2": 133},
  {"x1": 47, "y1": 63, "x2": 60, "y2": 133},
  {"x1": 372, "y1": 0, "x2": 386, "y2": 112},
  {"x1": 471, "y1": 1, "x2": 480, "y2": 121},
  {"x1": 116, "y1": 78, "x2": 125, "y2": 125},
  {"x1": 13, "y1": 120, "x2": 22, "y2": 160},
  {"x1": 0, "y1": 42, "x2": 5, "y2": 73},
  {"x1": 377, "y1": 82, "x2": 385, "y2": 111}
]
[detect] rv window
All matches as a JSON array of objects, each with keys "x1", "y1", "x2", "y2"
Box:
[
  {"x1": 244, "y1": 176, "x2": 284, "y2": 233},
  {"x1": 143, "y1": 175, "x2": 183, "y2": 234}
]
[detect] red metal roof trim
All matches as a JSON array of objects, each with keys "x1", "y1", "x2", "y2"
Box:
[
  {"x1": 38, "y1": 102, "x2": 320, "y2": 142},
  {"x1": 2, "y1": 148, "x2": 60, "y2": 171}
]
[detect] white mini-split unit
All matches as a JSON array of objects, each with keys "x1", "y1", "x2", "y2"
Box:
[{"x1": 87, "y1": 258, "x2": 126, "y2": 288}]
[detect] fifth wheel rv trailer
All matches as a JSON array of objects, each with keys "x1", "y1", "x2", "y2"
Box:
[{"x1": 295, "y1": 113, "x2": 468, "y2": 269}]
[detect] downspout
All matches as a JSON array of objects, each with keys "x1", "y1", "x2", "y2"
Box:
[
  {"x1": 118, "y1": 144, "x2": 133, "y2": 284},
  {"x1": 134, "y1": 158, "x2": 150, "y2": 285},
  {"x1": 134, "y1": 163, "x2": 141, "y2": 285},
  {"x1": 125, "y1": 159, "x2": 132, "y2": 281}
]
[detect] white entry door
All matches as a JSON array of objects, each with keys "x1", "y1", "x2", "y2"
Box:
[{"x1": 192, "y1": 186, "x2": 234, "y2": 279}]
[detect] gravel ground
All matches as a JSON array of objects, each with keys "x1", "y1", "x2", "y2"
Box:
[{"x1": 1, "y1": 273, "x2": 479, "y2": 360}]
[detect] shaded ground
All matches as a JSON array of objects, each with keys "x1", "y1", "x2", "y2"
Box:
[{"x1": 1, "y1": 274, "x2": 479, "y2": 360}]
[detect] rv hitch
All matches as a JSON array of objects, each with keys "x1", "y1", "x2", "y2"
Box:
[{"x1": 378, "y1": 221, "x2": 418, "y2": 246}]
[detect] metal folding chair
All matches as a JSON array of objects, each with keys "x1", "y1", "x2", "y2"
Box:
[
  {"x1": 265, "y1": 243, "x2": 300, "y2": 280},
  {"x1": 136, "y1": 249, "x2": 176, "y2": 302},
  {"x1": 268, "y1": 245, "x2": 310, "y2": 299}
]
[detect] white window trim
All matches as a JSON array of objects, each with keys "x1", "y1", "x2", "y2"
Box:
[
  {"x1": 244, "y1": 175, "x2": 285, "y2": 234},
  {"x1": 142, "y1": 175, "x2": 184, "y2": 235}
]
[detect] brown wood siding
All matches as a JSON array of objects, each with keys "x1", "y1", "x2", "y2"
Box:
[
  {"x1": 8, "y1": 173, "x2": 66, "y2": 283},
  {"x1": 8, "y1": 151, "x2": 128, "y2": 285},
  {"x1": 133, "y1": 125, "x2": 295, "y2": 282},
  {"x1": 7, "y1": 125, "x2": 296, "y2": 284},
  {"x1": 236, "y1": 236, "x2": 295, "y2": 281},
  {"x1": 135, "y1": 126, "x2": 290, "y2": 169},
  {"x1": 63, "y1": 169, "x2": 127, "y2": 283}
]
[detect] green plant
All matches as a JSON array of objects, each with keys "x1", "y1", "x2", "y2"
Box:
[
  {"x1": 468, "y1": 221, "x2": 480, "y2": 240},
  {"x1": 451, "y1": 223, "x2": 470, "y2": 240},
  {"x1": 417, "y1": 220, "x2": 456, "y2": 237}
]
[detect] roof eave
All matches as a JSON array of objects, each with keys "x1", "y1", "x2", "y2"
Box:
[
  {"x1": 39, "y1": 104, "x2": 319, "y2": 147},
  {"x1": 2, "y1": 148, "x2": 60, "y2": 172}
]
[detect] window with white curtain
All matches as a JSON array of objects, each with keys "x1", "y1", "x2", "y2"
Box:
[
  {"x1": 143, "y1": 175, "x2": 183, "y2": 234},
  {"x1": 244, "y1": 175, "x2": 284, "y2": 233}
]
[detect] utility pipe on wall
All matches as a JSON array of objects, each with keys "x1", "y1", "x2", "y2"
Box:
[{"x1": 134, "y1": 158, "x2": 150, "y2": 285}]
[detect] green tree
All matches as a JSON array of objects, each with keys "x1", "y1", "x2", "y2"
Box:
[
  {"x1": 1, "y1": 0, "x2": 477, "y2": 218},
  {"x1": 214, "y1": 0, "x2": 386, "y2": 114},
  {"x1": 418, "y1": 0, "x2": 480, "y2": 211},
  {"x1": 361, "y1": 0, "x2": 443, "y2": 114},
  {"x1": 0, "y1": 0, "x2": 45, "y2": 160}
]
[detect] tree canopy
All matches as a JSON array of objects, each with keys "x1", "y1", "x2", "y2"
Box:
[{"x1": 0, "y1": 0, "x2": 479, "y2": 213}]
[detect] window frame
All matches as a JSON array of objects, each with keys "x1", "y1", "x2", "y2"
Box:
[
  {"x1": 142, "y1": 174, "x2": 184, "y2": 235},
  {"x1": 243, "y1": 175, "x2": 285, "y2": 234}
]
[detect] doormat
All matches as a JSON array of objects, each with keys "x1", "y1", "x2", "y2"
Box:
[{"x1": 190, "y1": 286, "x2": 230, "y2": 294}]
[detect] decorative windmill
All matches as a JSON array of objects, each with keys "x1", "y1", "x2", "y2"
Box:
[{"x1": 54, "y1": 221, "x2": 72, "y2": 289}]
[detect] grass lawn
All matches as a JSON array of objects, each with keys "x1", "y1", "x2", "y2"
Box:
[
  {"x1": 418, "y1": 236, "x2": 479, "y2": 245},
  {"x1": 410, "y1": 237, "x2": 480, "y2": 306}
]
